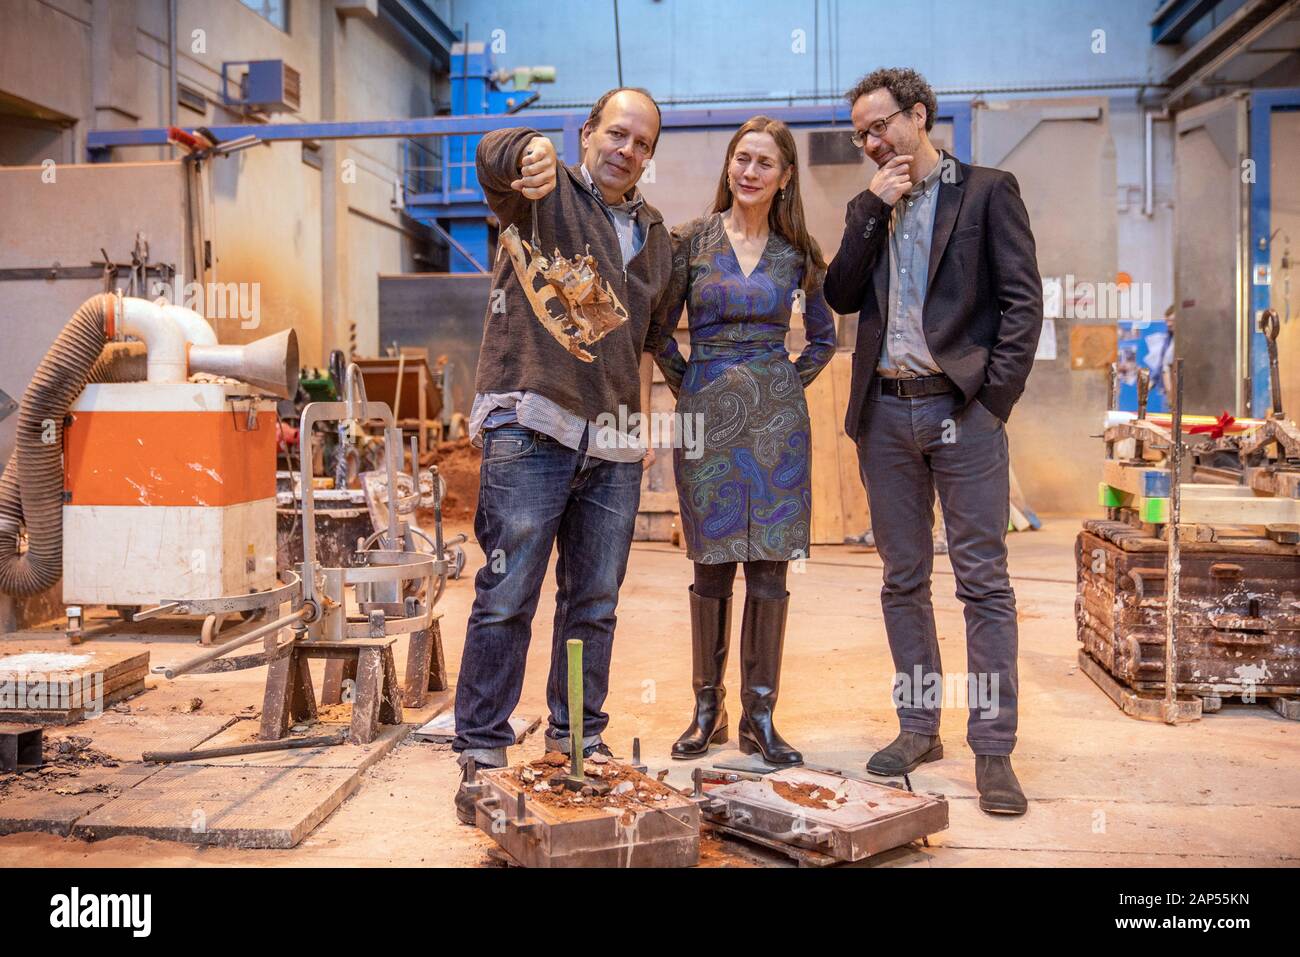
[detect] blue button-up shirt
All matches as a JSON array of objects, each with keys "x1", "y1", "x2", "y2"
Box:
[{"x1": 878, "y1": 154, "x2": 945, "y2": 378}]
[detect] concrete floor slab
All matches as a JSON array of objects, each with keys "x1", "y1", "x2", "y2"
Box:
[
  {"x1": 1, "y1": 517, "x2": 1297, "y2": 866},
  {"x1": 0, "y1": 763, "x2": 160, "y2": 837}
]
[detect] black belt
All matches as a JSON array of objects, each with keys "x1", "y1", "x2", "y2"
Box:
[{"x1": 877, "y1": 374, "x2": 954, "y2": 398}]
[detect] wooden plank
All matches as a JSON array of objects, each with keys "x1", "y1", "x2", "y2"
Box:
[
  {"x1": 259, "y1": 650, "x2": 294, "y2": 740},
  {"x1": 0, "y1": 763, "x2": 161, "y2": 837},
  {"x1": 1179, "y1": 495, "x2": 1300, "y2": 525},
  {"x1": 1102, "y1": 460, "x2": 1171, "y2": 498},
  {"x1": 404, "y1": 623, "x2": 436, "y2": 708},
  {"x1": 638, "y1": 490, "x2": 679, "y2": 513},
  {"x1": 413, "y1": 709, "x2": 539, "y2": 744},
  {"x1": 0, "y1": 663, "x2": 146, "y2": 714},
  {"x1": 0, "y1": 648, "x2": 150, "y2": 698},
  {"x1": 829, "y1": 352, "x2": 870, "y2": 537},
  {"x1": 805, "y1": 354, "x2": 844, "y2": 545},
  {"x1": 0, "y1": 674, "x2": 147, "y2": 725},
  {"x1": 350, "y1": 648, "x2": 383, "y2": 745},
  {"x1": 426, "y1": 617, "x2": 447, "y2": 692},
  {"x1": 378, "y1": 645, "x2": 403, "y2": 725},
  {"x1": 1077, "y1": 649, "x2": 1202, "y2": 723},
  {"x1": 71, "y1": 764, "x2": 361, "y2": 849},
  {"x1": 1181, "y1": 485, "x2": 1257, "y2": 498}
]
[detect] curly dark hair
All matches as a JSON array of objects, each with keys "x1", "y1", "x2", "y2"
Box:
[{"x1": 844, "y1": 68, "x2": 937, "y2": 132}]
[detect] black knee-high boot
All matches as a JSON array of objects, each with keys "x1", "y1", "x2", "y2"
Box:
[
  {"x1": 671, "y1": 586, "x2": 732, "y2": 758},
  {"x1": 738, "y1": 590, "x2": 802, "y2": 766}
]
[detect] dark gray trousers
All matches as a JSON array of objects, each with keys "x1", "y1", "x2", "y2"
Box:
[{"x1": 856, "y1": 390, "x2": 1019, "y2": 755}]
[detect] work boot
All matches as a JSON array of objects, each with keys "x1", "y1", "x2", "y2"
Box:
[
  {"x1": 737, "y1": 592, "x2": 802, "y2": 767},
  {"x1": 455, "y1": 758, "x2": 499, "y2": 826},
  {"x1": 865, "y1": 731, "x2": 943, "y2": 776},
  {"x1": 672, "y1": 587, "x2": 732, "y2": 759},
  {"x1": 975, "y1": 754, "x2": 1028, "y2": 815}
]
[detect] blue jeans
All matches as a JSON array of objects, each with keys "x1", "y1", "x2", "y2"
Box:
[{"x1": 453, "y1": 425, "x2": 642, "y2": 766}]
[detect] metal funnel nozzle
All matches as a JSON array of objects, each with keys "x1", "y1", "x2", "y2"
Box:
[{"x1": 188, "y1": 327, "x2": 300, "y2": 398}]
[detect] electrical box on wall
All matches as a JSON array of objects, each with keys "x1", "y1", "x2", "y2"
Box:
[
  {"x1": 221, "y1": 59, "x2": 301, "y2": 114},
  {"x1": 808, "y1": 130, "x2": 864, "y2": 166}
]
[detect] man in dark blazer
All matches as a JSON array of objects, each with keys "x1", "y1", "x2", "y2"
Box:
[{"x1": 824, "y1": 67, "x2": 1042, "y2": 815}]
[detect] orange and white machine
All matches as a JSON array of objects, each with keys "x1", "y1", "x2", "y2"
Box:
[
  {"x1": 57, "y1": 295, "x2": 297, "y2": 608},
  {"x1": 62, "y1": 382, "x2": 279, "y2": 605}
]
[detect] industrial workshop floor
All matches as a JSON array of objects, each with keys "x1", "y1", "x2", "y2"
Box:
[{"x1": 1, "y1": 517, "x2": 1297, "y2": 867}]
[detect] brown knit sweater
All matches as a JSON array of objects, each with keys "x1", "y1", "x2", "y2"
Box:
[{"x1": 473, "y1": 126, "x2": 676, "y2": 422}]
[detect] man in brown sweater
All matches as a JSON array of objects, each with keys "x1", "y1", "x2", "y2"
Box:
[{"x1": 454, "y1": 88, "x2": 677, "y2": 823}]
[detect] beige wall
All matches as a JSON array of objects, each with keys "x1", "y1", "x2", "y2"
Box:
[
  {"x1": 641, "y1": 124, "x2": 953, "y2": 272},
  {"x1": 0, "y1": 0, "x2": 440, "y2": 365}
]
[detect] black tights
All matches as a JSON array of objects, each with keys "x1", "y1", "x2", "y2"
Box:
[{"x1": 693, "y1": 560, "x2": 788, "y2": 601}]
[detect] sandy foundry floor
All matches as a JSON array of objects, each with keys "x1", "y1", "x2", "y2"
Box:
[{"x1": 1, "y1": 516, "x2": 1297, "y2": 868}]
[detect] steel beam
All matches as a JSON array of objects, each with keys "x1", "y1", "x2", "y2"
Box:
[{"x1": 86, "y1": 101, "x2": 975, "y2": 162}]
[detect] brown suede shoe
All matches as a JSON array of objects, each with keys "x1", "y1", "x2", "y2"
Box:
[
  {"x1": 975, "y1": 755, "x2": 1028, "y2": 815},
  {"x1": 866, "y1": 731, "x2": 943, "y2": 776}
]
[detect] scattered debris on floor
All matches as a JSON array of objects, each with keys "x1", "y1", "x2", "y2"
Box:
[
  {"x1": 512, "y1": 752, "x2": 681, "y2": 823},
  {"x1": 0, "y1": 735, "x2": 120, "y2": 798}
]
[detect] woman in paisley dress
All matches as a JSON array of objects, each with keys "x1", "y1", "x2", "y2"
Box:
[{"x1": 652, "y1": 116, "x2": 836, "y2": 765}]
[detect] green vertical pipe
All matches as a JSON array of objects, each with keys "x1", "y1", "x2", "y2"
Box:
[{"x1": 567, "y1": 638, "x2": 583, "y2": 780}]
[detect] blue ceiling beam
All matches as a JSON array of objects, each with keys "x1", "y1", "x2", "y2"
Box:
[
  {"x1": 378, "y1": 0, "x2": 458, "y2": 69},
  {"x1": 1150, "y1": 0, "x2": 1230, "y2": 45}
]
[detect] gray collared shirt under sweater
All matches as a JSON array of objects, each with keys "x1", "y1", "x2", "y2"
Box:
[{"x1": 470, "y1": 162, "x2": 647, "y2": 463}]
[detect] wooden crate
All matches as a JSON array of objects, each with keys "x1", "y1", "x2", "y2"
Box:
[{"x1": 1075, "y1": 521, "x2": 1300, "y2": 713}]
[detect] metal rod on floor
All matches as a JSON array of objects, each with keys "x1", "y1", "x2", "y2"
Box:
[
  {"x1": 154, "y1": 607, "x2": 308, "y2": 680},
  {"x1": 1163, "y1": 358, "x2": 1184, "y2": 724},
  {"x1": 143, "y1": 732, "x2": 346, "y2": 764},
  {"x1": 568, "y1": 639, "x2": 583, "y2": 784}
]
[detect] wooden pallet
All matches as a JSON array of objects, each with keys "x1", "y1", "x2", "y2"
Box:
[
  {"x1": 0, "y1": 648, "x2": 149, "y2": 725},
  {"x1": 1100, "y1": 461, "x2": 1300, "y2": 526},
  {"x1": 71, "y1": 764, "x2": 361, "y2": 848},
  {"x1": 1078, "y1": 649, "x2": 1299, "y2": 722}
]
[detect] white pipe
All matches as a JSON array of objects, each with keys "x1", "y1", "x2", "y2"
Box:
[
  {"x1": 160, "y1": 303, "x2": 217, "y2": 346},
  {"x1": 1143, "y1": 109, "x2": 1154, "y2": 219},
  {"x1": 1143, "y1": 108, "x2": 1169, "y2": 220},
  {"x1": 119, "y1": 297, "x2": 187, "y2": 383}
]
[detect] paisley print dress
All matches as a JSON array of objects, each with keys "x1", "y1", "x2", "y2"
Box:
[{"x1": 653, "y1": 213, "x2": 836, "y2": 563}]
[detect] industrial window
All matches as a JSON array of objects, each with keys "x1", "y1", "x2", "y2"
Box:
[{"x1": 240, "y1": 0, "x2": 289, "y2": 33}]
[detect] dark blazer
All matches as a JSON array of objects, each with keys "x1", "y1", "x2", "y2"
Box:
[{"x1": 823, "y1": 154, "x2": 1042, "y2": 437}]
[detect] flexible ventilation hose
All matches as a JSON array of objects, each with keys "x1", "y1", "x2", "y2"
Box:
[{"x1": 0, "y1": 293, "x2": 125, "y2": 596}]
